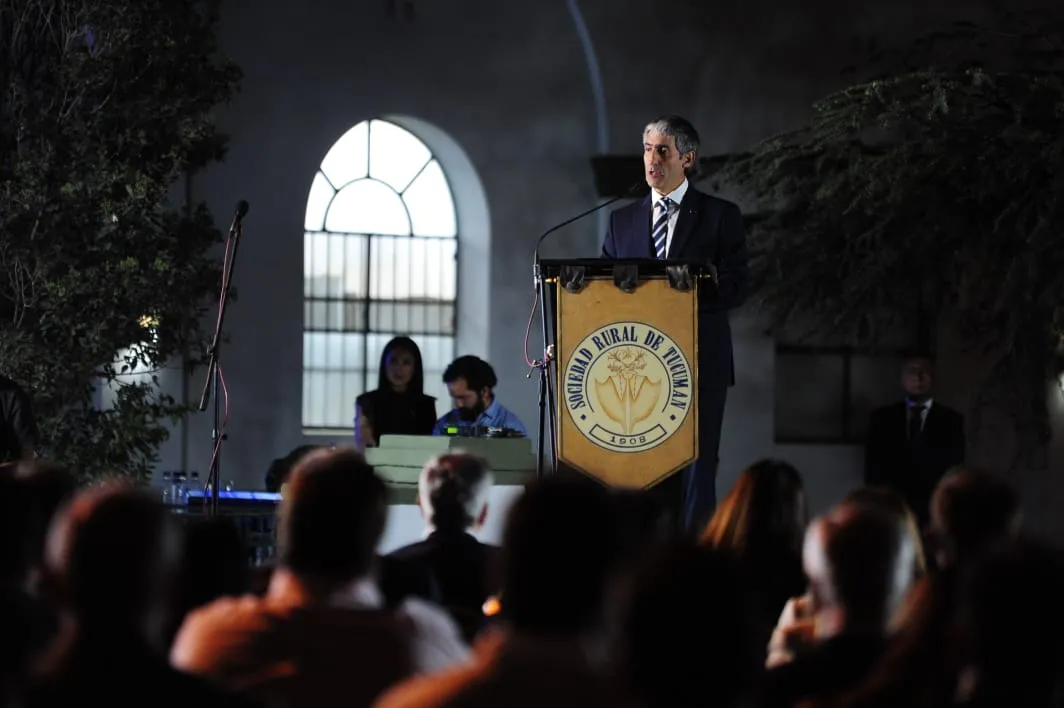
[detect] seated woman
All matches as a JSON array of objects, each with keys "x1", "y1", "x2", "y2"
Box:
[
  {"x1": 700, "y1": 459, "x2": 809, "y2": 657},
  {"x1": 354, "y1": 336, "x2": 437, "y2": 449}
]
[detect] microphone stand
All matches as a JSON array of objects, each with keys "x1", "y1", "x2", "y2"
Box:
[
  {"x1": 530, "y1": 184, "x2": 642, "y2": 478},
  {"x1": 527, "y1": 340, "x2": 555, "y2": 481},
  {"x1": 198, "y1": 201, "x2": 248, "y2": 517}
]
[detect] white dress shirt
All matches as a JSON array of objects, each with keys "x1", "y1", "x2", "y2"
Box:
[{"x1": 651, "y1": 178, "x2": 689, "y2": 257}]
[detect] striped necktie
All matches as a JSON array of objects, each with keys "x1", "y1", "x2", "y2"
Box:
[{"x1": 653, "y1": 197, "x2": 672, "y2": 259}]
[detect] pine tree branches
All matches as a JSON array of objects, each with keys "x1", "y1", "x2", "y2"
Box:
[{"x1": 720, "y1": 68, "x2": 1064, "y2": 363}]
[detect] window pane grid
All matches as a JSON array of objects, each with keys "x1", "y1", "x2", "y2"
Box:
[
  {"x1": 320, "y1": 229, "x2": 457, "y2": 240},
  {"x1": 303, "y1": 300, "x2": 455, "y2": 333},
  {"x1": 302, "y1": 119, "x2": 458, "y2": 431}
]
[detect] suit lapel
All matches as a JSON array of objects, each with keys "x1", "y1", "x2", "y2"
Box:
[
  {"x1": 667, "y1": 189, "x2": 702, "y2": 258},
  {"x1": 922, "y1": 405, "x2": 940, "y2": 439},
  {"x1": 633, "y1": 195, "x2": 653, "y2": 258},
  {"x1": 890, "y1": 401, "x2": 908, "y2": 441}
]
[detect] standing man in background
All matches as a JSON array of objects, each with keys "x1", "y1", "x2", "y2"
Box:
[
  {"x1": 0, "y1": 374, "x2": 37, "y2": 464},
  {"x1": 865, "y1": 353, "x2": 965, "y2": 527},
  {"x1": 602, "y1": 115, "x2": 750, "y2": 532}
]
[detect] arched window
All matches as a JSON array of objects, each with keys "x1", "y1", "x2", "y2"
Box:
[{"x1": 302, "y1": 119, "x2": 457, "y2": 432}]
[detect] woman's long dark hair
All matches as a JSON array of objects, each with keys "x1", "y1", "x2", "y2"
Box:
[
  {"x1": 701, "y1": 459, "x2": 807, "y2": 559},
  {"x1": 377, "y1": 336, "x2": 425, "y2": 395},
  {"x1": 701, "y1": 459, "x2": 808, "y2": 636}
]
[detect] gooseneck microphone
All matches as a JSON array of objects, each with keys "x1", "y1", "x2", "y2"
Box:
[
  {"x1": 527, "y1": 180, "x2": 645, "y2": 479},
  {"x1": 532, "y1": 181, "x2": 645, "y2": 283},
  {"x1": 229, "y1": 200, "x2": 249, "y2": 235}
]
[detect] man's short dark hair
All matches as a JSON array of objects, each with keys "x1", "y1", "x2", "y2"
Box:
[
  {"x1": 621, "y1": 541, "x2": 759, "y2": 708},
  {"x1": 500, "y1": 477, "x2": 624, "y2": 637},
  {"x1": 932, "y1": 467, "x2": 1020, "y2": 563},
  {"x1": 644, "y1": 115, "x2": 700, "y2": 161},
  {"x1": 902, "y1": 350, "x2": 935, "y2": 366},
  {"x1": 822, "y1": 505, "x2": 911, "y2": 624},
  {"x1": 278, "y1": 447, "x2": 388, "y2": 583},
  {"x1": 50, "y1": 485, "x2": 179, "y2": 625},
  {"x1": 264, "y1": 444, "x2": 322, "y2": 492},
  {"x1": 442, "y1": 355, "x2": 497, "y2": 392}
]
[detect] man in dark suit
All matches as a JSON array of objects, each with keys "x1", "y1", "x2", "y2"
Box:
[
  {"x1": 601, "y1": 115, "x2": 749, "y2": 532},
  {"x1": 864, "y1": 354, "x2": 965, "y2": 526}
]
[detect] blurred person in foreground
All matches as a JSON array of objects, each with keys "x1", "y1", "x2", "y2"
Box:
[
  {"x1": 759, "y1": 501, "x2": 916, "y2": 707},
  {"x1": 702, "y1": 459, "x2": 808, "y2": 650},
  {"x1": 767, "y1": 485, "x2": 927, "y2": 668},
  {"x1": 172, "y1": 447, "x2": 468, "y2": 707},
  {"x1": 25, "y1": 484, "x2": 251, "y2": 707},
  {"x1": 374, "y1": 477, "x2": 633, "y2": 708}
]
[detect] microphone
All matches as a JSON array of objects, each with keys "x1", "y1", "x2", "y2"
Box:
[
  {"x1": 532, "y1": 181, "x2": 645, "y2": 281},
  {"x1": 229, "y1": 200, "x2": 250, "y2": 235}
]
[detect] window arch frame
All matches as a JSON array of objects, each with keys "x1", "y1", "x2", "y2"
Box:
[{"x1": 301, "y1": 117, "x2": 460, "y2": 434}]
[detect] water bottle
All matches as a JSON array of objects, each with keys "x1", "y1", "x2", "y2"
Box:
[
  {"x1": 190, "y1": 471, "x2": 201, "y2": 497},
  {"x1": 173, "y1": 472, "x2": 187, "y2": 513},
  {"x1": 161, "y1": 471, "x2": 173, "y2": 506}
]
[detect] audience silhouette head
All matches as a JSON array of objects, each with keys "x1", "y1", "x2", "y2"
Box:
[
  {"x1": 45, "y1": 484, "x2": 181, "y2": 647},
  {"x1": 930, "y1": 466, "x2": 1021, "y2": 568},
  {"x1": 500, "y1": 477, "x2": 624, "y2": 639},
  {"x1": 278, "y1": 446, "x2": 388, "y2": 584},
  {"x1": 805, "y1": 502, "x2": 915, "y2": 632},
  {"x1": 417, "y1": 451, "x2": 493, "y2": 534}
]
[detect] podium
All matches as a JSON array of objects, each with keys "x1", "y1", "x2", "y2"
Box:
[{"x1": 537, "y1": 259, "x2": 707, "y2": 489}]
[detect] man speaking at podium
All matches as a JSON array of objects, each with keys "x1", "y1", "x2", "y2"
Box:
[{"x1": 601, "y1": 115, "x2": 749, "y2": 532}]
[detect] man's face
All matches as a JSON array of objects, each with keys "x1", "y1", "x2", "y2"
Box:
[
  {"x1": 901, "y1": 358, "x2": 934, "y2": 399},
  {"x1": 447, "y1": 378, "x2": 487, "y2": 421},
  {"x1": 644, "y1": 130, "x2": 694, "y2": 195}
]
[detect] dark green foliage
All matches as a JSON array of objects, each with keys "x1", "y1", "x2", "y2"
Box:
[
  {"x1": 723, "y1": 69, "x2": 1064, "y2": 351},
  {"x1": 0, "y1": 0, "x2": 241, "y2": 482},
  {"x1": 713, "y1": 8, "x2": 1064, "y2": 465}
]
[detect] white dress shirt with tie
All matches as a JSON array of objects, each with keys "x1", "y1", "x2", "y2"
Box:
[
  {"x1": 651, "y1": 178, "x2": 689, "y2": 257},
  {"x1": 907, "y1": 398, "x2": 933, "y2": 438}
]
